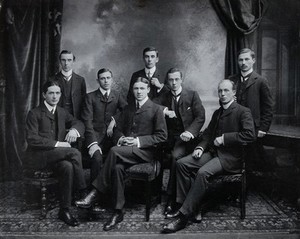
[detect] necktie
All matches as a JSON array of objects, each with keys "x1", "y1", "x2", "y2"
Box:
[
  {"x1": 104, "y1": 92, "x2": 108, "y2": 101},
  {"x1": 64, "y1": 75, "x2": 72, "y2": 81},
  {"x1": 241, "y1": 74, "x2": 251, "y2": 82},
  {"x1": 147, "y1": 71, "x2": 151, "y2": 79},
  {"x1": 51, "y1": 109, "x2": 55, "y2": 114},
  {"x1": 136, "y1": 102, "x2": 140, "y2": 110}
]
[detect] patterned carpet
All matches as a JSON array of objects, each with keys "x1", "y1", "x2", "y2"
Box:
[{"x1": 0, "y1": 177, "x2": 299, "y2": 238}]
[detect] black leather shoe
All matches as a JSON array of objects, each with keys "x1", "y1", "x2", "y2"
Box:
[
  {"x1": 165, "y1": 210, "x2": 180, "y2": 219},
  {"x1": 162, "y1": 216, "x2": 188, "y2": 233},
  {"x1": 103, "y1": 211, "x2": 124, "y2": 231},
  {"x1": 58, "y1": 209, "x2": 80, "y2": 227},
  {"x1": 75, "y1": 189, "x2": 99, "y2": 209}
]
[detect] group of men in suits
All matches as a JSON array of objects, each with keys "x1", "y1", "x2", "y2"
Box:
[{"x1": 25, "y1": 46, "x2": 273, "y2": 232}]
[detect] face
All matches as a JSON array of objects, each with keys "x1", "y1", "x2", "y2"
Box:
[
  {"x1": 218, "y1": 81, "x2": 236, "y2": 105},
  {"x1": 43, "y1": 85, "x2": 61, "y2": 106},
  {"x1": 97, "y1": 71, "x2": 112, "y2": 91},
  {"x1": 143, "y1": 50, "x2": 159, "y2": 69},
  {"x1": 167, "y1": 71, "x2": 182, "y2": 91},
  {"x1": 238, "y1": 52, "x2": 255, "y2": 73},
  {"x1": 60, "y1": 53, "x2": 74, "y2": 72},
  {"x1": 133, "y1": 81, "x2": 150, "y2": 102}
]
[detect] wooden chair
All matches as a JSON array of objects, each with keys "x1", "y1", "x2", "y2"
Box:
[
  {"x1": 210, "y1": 145, "x2": 247, "y2": 219},
  {"x1": 23, "y1": 168, "x2": 58, "y2": 219},
  {"x1": 125, "y1": 147, "x2": 163, "y2": 221}
]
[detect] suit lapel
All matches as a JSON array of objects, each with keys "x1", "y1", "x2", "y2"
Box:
[
  {"x1": 220, "y1": 102, "x2": 236, "y2": 118},
  {"x1": 136, "y1": 99, "x2": 152, "y2": 114},
  {"x1": 245, "y1": 72, "x2": 257, "y2": 89},
  {"x1": 56, "y1": 107, "x2": 65, "y2": 137},
  {"x1": 41, "y1": 103, "x2": 55, "y2": 120}
]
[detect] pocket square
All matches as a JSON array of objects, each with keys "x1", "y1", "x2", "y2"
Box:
[{"x1": 187, "y1": 107, "x2": 191, "y2": 110}]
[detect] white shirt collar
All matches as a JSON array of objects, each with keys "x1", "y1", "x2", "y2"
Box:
[
  {"x1": 222, "y1": 99, "x2": 234, "y2": 110},
  {"x1": 137, "y1": 96, "x2": 149, "y2": 108},
  {"x1": 44, "y1": 100, "x2": 57, "y2": 113},
  {"x1": 144, "y1": 66, "x2": 156, "y2": 77},
  {"x1": 99, "y1": 87, "x2": 111, "y2": 97},
  {"x1": 241, "y1": 68, "x2": 253, "y2": 78},
  {"x1": 61, "y1": 69, "x2": 73, "y2": 78},
  {"x1": 172, "y1": 86, "x2": 182, "y2": 96}
]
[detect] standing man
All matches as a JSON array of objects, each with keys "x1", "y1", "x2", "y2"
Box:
[
  {"x1": 25, "y1": 80, "x2": 86, "y2": 226},
  {"x1": 229, "y1": 48, "x2": 274, "y2": 169},
  {"x1": 81, "y1": 68, "x2": 127, "y2": 183},
  {"x1": 127, "y1": 47, "x2": 165, "y2": 104},
  {"x1": 53, "y1": 50, "x2": 86, "y2": 119},
  {"x1": 162, "y1": 80, "x2": 255, "y2": 233},
  {"x1": 75, "y1": 77, "x2": 168, "y2": 231},
  {"x1": 155, "y1": 68, "x2": 205, "y2": 214}
]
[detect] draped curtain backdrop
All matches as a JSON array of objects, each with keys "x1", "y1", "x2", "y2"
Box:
[
  {"x1": 210, "y1": 0, "x2": 268, "y2": 77},
  {"x1": 3, "y1": 0, "x2": 62, "y2": 180}
]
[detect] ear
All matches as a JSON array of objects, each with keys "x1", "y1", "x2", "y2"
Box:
[
  {"x1": 147, "y1": 87, "x2": 151, "y2": 93},
  {"x1": 232, "y1": 90, "x2": 236, "y2": 96},
  {"x1": 42, "y1": 92, "x2": 46, "y2": 99},
  {"x1": 252, "y1": 57, "x2": 256, "y2": 64},
  {"x1": 156, "y1": 57, "x2": 159, "y2": 63}
]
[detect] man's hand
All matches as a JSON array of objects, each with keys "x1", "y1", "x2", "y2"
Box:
[
  {"x1": 180, "y1": 131, "x2": 192, "y2": 142},
  {"x1": 119, "y1": 137, "x2": 138, "y2": 146},
  {"x1": 56, "y1": 142, "x2": 71, "y2": 147},
  {"x1": 213, "y1": 136, "x2": 223, "y2": 147},
  {"x1": 150, "y1": 77, "x2": 162, "y2": 89},
  {"x1": 165, "y1": 110, "x2": 177, "y2": 118},
  {"x1": 65, "y1": 129, "x2": 78, "y2": 143},
  {"x1": 192, "y1": 149, "x2": 203, "y2": 159},
  {"x1": 88, "y1": 144, "x2": 102, "y2": 157},
  {"x1": 107, "y1": 120, "x2": 115, "y2": 137},
  {"x1": 257, "y1": 130, "x2": 266, "y2": 138}
]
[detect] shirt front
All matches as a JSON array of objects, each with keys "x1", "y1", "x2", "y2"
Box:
[
  {"x1": 144, "y1": 66, "x2": 156, "y2": 78},
  {"x1": 61, "y1": 69, "x2": 73, "y2": 81}
]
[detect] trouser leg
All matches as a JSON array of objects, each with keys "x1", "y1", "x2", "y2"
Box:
[
  {"x1": 55, "y1": 160, "x2": 74, "y2": 208},
  {"x1": 179, "y1": 156, "x2": 223, "y2": 217},
  {"x1": 90, "y1": 150, "x2": 103, "y2": 183}
]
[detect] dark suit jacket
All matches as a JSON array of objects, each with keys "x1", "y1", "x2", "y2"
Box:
[
  {"x1": 81, "y1": 89, "x2": 127, "y2": 147},
  {"x1": 113, "y1": 99, "x2": 168, "y2": 161},
  {"x1": 127, "y1": 68, "x2": 167, "y2": 104},
  {"x1": 198, "y1": 102, "x2": 255, "y2": 173},
  {"x1": 26, "y1": 103, "x2": 85, "y2": 150},
  {"x1": 53, "y1": 72, "x2": 87, "y2": 119},
  {"x1": 155, "y1": 88, "x2": 205, "y2": 138},
  {"x1": 229, "y1": 71, "x2": 274, "y2": 132}
]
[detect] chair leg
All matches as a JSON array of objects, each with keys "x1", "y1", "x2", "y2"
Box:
[
  {"x1": 145, "y1": 181, "x2": 151, "y2": 222},
  {"x1": 240, "y1": 176, "x2": 246, "y2": 219},
  {"x1": 40, "y1": 181, "x2": 47, "y2": 219}
]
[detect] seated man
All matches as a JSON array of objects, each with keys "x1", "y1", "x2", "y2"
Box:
[
  {"x1": 155, "y1": 68, "x2": 205, "y2": 214},
  {"x1": 81, "y1": 68, "x2": 127, "y2": 183},
  {"x1": 75, "y1": 77, "x2": 168, "y2": 231},
  {"x1": 162, "y1": 79, "x2": 255, "y2": 233},
  {"x1": 25, "y1": 80, "x2": 86, "y2": 226}
]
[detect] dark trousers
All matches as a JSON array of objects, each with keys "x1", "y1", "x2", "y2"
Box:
[
  {"x1": 176, "y1": 152, "x2": 223, "y2": 216},
  {"x1": 28, "y1": 147, "x2": 86, "y2": 208},
  {"x1": 89, "y1": 138, "x2": 113, "y2": 183},
  {"x1": 166, "y1": 136, "x2": 198, "y2": 199},
  {"x1": 92, "y1": 146, "x2": 149, "y2": 210}
]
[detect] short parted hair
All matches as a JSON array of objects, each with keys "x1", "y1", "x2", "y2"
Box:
[
  {"x1": 42, "y1": 80, "x2": 61, "y2": 94},
  {"x1": 133, "y1": 76, "x2": 150, "y2": 87},
  {"x1": 59, "y1": 50, "x2": 76, "y2": 60},
  {"x1": 238, "y1": 48, "x2": 255, "y2": 59},
  {"x1": 218, "y1": 79, "x2": 236, "y2": 91},
  {"x1": 143, "y1": 47, "x2": 158, "y2": 57},
  {"x1": 166, "y1": 67, "x2": 183, "y2": 79},
  {"x1": 97, "y1": 68, "x2": 113, "y2": 78}
]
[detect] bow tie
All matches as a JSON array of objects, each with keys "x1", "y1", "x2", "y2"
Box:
[{"x1": 172, "y1": 92, "x2": 181, "y2": 98}]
